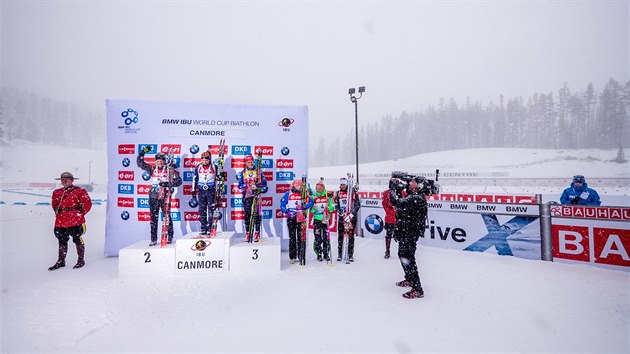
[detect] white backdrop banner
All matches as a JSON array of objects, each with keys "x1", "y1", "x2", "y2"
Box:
[{"x1": 105, "y1": 99, "x2": 308, "y2": 256}]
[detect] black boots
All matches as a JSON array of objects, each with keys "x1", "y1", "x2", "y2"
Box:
[
  {"x1": 48, "y1": 243, "x2": 68, "y2": 271},
  {"x1": 73, "y1": 244, "x2": 85, "y2": 269}
]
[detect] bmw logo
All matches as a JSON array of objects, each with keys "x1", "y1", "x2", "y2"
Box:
[
  {"x1": 122, "y1": 157, "x2": 130, "y2": 167},
  {"x1": 142, "y1": 172, "x2": 151, "y2": 181},
  {"x1": 281, "y1": 146, "x2": 290, "y2": 156},
  {"x1": 364, "y1": 214, "x2": 384, "y2": 234},
  {"x1": 121, "y1": 211, "x2": 130, "y2": 220},
  {"x1": 190, "y1": 144, "x2": 200, "y2": 154}
]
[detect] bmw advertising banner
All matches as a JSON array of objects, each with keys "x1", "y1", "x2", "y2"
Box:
[{"x1": 105, "y1": 99, "x2": 308, "y2": 256}]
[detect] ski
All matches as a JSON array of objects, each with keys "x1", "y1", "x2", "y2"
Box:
[
  {"x1": 342, "y1": 172, "x2": 354, "y2": 263},
  {"x1": 247, "y1": 148, "x2": 264, "y2": 243},
  {"x1": 323, "y1": 178, "x2": 334, "y2": 267},
  {"x1": 160, "y1": 148, "x2": 175, "y2": 248},
  {"x1": 210, "y1": 138, "x2": 226, "y2": 237},
  {"x1": 298, "y1": 174, "x2": 310, "y2": 266}
]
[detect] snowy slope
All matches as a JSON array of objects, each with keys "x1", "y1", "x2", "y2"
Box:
[{"x1": 1, "y1": 142, "x2": 629, "y2": 353}]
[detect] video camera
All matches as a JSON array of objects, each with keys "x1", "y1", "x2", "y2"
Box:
[{"x1": 390, "y1": 170, "x2": 440, "y2": 195}]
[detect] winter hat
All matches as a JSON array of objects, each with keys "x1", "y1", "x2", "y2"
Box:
[
  {"x1": 339, "y1": 177, "x2": 348, "y2": 186},
  {"x1": 316, "y1": 179, "x2": 325, "y2": 189},
  {"x1": 55, "y1": 172, "x2": 77, "y2": 180},
  {"x1": 201, "y1": 151, "x2": 211, "y2": 159},
  {"x1": 245, "y1": 155, "x2": 255, "y2": 163},
  {"x1": 292, "y1": 180, "x2": 303, "y2": 190},
  {"x1": 155, "y1": 153, "x2": 166, "y2": 161},
  {"x1": 573, "y1": 175, "x2": 586, "y2": 184}
]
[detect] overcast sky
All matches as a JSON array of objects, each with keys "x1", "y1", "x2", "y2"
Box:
[{"x1": 2, "y1": 1, "x2": 628, "y2": 146}]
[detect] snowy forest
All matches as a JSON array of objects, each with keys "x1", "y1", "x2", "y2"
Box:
[
  {"x1": 311, "y1": 78, "x2": 630, "y2": 166},
  {"x1": 1, "y1": 78, "x2": 628, "y2": 162}
]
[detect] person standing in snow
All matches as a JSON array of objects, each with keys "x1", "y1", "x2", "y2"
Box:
[
  {"x1": 333, "y1": 177, "x2": 361, "y2": 262},
  {"x1": 191, "y1": 151, "x2": 222, "y2": 236},
  {"x1": 280, "y1": 179, "x2": 314, "y2": 263},
  {"x1": 137, "y1": 146, "x2": 183, "y2": 246},
  {"x1": 310, "y1": 179, "x2": 335, "y2": 262},
  {"x1": 559, "y1": 175, "x2": 601, "y2": 206},
  {"x1": 49, "y1": 172, "x2": 92, "y2": 270},
  {"x1": 381, "y1": 183, "x2": 400, "y2": 259},
  {"x1": 389, "y1": 175, "x2": 431, "y2": 299},
  {"x1": 237, "y1": 154, "x2": 268, "y2": 242}
]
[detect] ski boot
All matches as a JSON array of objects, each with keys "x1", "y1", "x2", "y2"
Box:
[
  {"x1": 245, "y1": 232, "x2": 251, "y2": 242},
  {"x1": 336, "y1": 255, "x2": 342, "y2": 262},
  {"x1": 396, "y1": 280, "x2": 412, "y2": 287},
  {"x1": 317, "y1": 254, "x2": 323, "y2": 262},
  {"x1": 149, "y1": 241, "x2": 157, "y2": 247},
  {"x1": 402, "y1": 288, "x2": 424, "y2": 299},
  {"x1": 254, "y1": 231, "x2": 260, "y2": 242}
]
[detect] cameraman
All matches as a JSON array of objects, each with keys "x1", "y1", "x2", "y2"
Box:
[{"x1": 389, "y1": 174, "x2": 433, "y2": 299}]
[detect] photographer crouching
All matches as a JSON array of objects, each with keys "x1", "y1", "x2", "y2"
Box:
[{"x1": 389, "y1": 170, "x2": 439, "y2": 299}]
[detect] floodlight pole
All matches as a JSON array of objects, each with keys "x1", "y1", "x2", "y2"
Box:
[{"x1": 348, "y1": 86, "x2": 365, "y2": 184}]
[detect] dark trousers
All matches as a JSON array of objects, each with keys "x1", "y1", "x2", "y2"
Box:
[
  {"x1": 243, "y1": 196, "x2": 260, "y2": 234},
  {"x1": 398, "y1": 235, "x2": 422, "y2": 291},
  {"x1": 337, "y1": 219, "x2": 355, "y2": 258},
  {"x1": 54, "y1": 224, "x2": 86, "y2": 263},
  {"x1": 313, "y1": 219, "x2": 330, "y2": 257},
  {"x1": 287, "y1": 216, "x2": 304, "y2": 260},
  {"x1": 198, "y1": 188, "x2": 216, "y2": 232},
  {"x1": 150, "y1": 197, "x2": 173, "y2": 242}
]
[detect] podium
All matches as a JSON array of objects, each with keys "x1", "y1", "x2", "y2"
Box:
[
  {"x1": 229, "y1": 237, "x2": 281, "y2": 272},
  {"x1": 174, "y1": 232, "x2": 235, "y2": 274},
  {"x1": 118, "y1": 240, "x2": 176, "y2": 277}
]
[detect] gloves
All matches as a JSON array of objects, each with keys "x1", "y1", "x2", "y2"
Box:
[
  {"x1": 159, "y1": 181, "x2": 170, "y2": 187},
  {"x1": 570, "y1": 197, "x2": 580, "y2": 205},
  {"x1": 141, "y1": 145, "x2": 152, "y2": 154},
  {"x1": 192, "y1": 195, "x2": 197, "y2": 202},
  {"x1": 344, "y1": 214, "x2": 354, "y2": 224},
  {"x1": 219, "y1": 171, "x2": 228, "y2": 181}
]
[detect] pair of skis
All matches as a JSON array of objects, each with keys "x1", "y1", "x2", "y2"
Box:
[
  {"x1": 209, "y1": 138, "x2": 226, "y2": 237},
  {"x1": 160, "y1": 148, "x2": 176, "y2": 247},
  {"x1": 341, "y1": 173, "x2": 355, "y2": 264},
  {"x1": 247, "y1": 149, "x2": 264, "y2": 243},
  {"x1": 297, "y1": 173, "x2": 309, "y2": 266}
]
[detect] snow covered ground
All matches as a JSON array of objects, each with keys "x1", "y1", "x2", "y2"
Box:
[{"x1": 1, "y1": 142, "x2": 629, "y2": 353}]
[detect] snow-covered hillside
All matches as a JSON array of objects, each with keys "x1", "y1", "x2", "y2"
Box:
[{"x1": 1, "y1": 142, "x2": 629, "y2": 353}]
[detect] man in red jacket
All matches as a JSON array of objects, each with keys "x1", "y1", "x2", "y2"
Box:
[{"x1": 49, "y1": 172, "x2": 92, "y2": 270}]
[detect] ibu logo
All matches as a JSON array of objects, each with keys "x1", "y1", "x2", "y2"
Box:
[
  {"x1": 261, "y1": 210, "x2": 273, "y2": 219},
  {"x1": 118, "y1": 184, "x2": 134, "y2": 194},
  {"x1": 137, "y1": 198, "x2": 150, "y2": 209},
  {"x1": 261, "y1": 159, "x2": 273, "y2": 168},
  {"x1": 231, "y1": 198, "x2": 244, "y2": 208},
  {"x1": 183, "y1": 171, "x2": 195, "y2": 181},
  {"x1": 276, "y1": 171, "x2": 294, "y2": 181},
  {"x1": 231, "y1": 145, "x2": 251, "y2": 155}
]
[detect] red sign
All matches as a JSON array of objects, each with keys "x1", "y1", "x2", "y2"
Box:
[
  {"x1": 137, "y1": 185, "x2": 152, "y2": 195},
  {"x1": 275, "y1": 209, "x2": 286, "y2": 219},
  {"x1": 184, "y1": 212, "x2": 200, "y2": 222},
  {"x1": 552, "y1": 224, "x2": 590, "y2": 262},
  {"x1": 254, "y1": 146, "x2": 274, "y2": 155},
  {"x1": 231, "y1": 210, "x2": 245, "y2": 220},
  {"x1": 231, "y1": 159, "x2": 245, "y2": 169},
  {"x1": 593, "y1": 227, "x2": 630, "y2": 267},
  {"x1": 231, "y1": 184, "x2": 243, "y2": 195},
  {"x1": 118, "y1": 144, "x2": 136, "y2": 154},
  {"x1": 160, "y1": 144, "x2": 181, "y2": 154},
  {"x1": 137, "y1": 211, "x2": 151, "y2": 222},
  {"x1": 551, "y1": 206, "x2": 630, "y2": 221},
  {"x1": 276, "y1": 159, "x2": 294, "y2": 169},
  {"x1": 261, "y1": 197, "x2": 273, "y2": 207},
  {"x1": 263, "y1": 171, "x2": 273, "y2": 181},
  {"x1": 184, "y1": 158, "x2": 200, "y2": 169},
  {"x1": 276, "y1": 184, "x2": 290, "y2": 194},
  {"x1": 209, "y1": 144, "x2": 228, "y2": 155},
  {"x1": 117, "y1": 197, "x2": 134, "y2": 208},
  {"x1": 118, "y1": 171, "x2": 135, "y2": 181},
  {"x1": 170, "y1": 198, "x2": 180, "y2": 209},
  {"x1": 183, "y1": 185, "x2": 193, "y2": 195}
]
